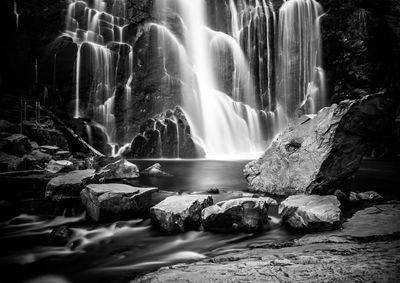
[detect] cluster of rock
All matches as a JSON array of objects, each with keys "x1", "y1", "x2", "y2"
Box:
[{"x1": 122, "y1": 106, "x2": 205, "y2": 159}]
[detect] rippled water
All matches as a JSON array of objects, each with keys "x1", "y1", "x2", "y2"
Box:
[{"x1": 1, "y1": 158, "x2": 398, "y2": 283}]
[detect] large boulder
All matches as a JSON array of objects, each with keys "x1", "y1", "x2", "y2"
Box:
[
  {"x1": 279, "y1": 195, "x2": 342, "y2": 231},
  {"x1": 45, "y1": 169, "x2": 95, "y2": 200},
  {"x1": 80, "y1": 184, "x2": 158, "y2": 222},
  {"x1": 90, "y1": 159, "x2": 139, "y2": 183},
  {"x1": 45, "y1": 160, "x2": 75, "y2": 176},
  {"x1": 244, "y1": 95, "x2": 394, "y2": 196},
  {"x1": 150, "y1": 195, "x2": 213, "y2": 233},
  {"x1": 202, "y1": 197, "x2": 277, "y2": 233}
]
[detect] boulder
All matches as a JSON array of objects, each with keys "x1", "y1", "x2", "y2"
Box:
[
  {"x1": 1, "y1": 134, "x2": 32, "y2": 157},
  {"x1": 80, "y1": 184, "x2": 158, "y2": 222},
  {"x1": 349, "y1": 191, "x2": 383, "y2": 202},
  {"x1": 45, "y1": 169, "x2": 95, "y2": 200},
  {"x1": 279, "y1": 195, "x2": 342, "y2": 231},
  {"x1": 150, "y1": 195, "x2": 213, "y2": 233},
  {"x1": 90, "y1": 159, "x2": 139, "y2": 183},
  {"x1": 45, "y1": 160, "x2": 75, "y2": 176},
  {"x1": 201, "y1": 197, "x2": 277, "y2": 233},
  {"x1": 141, "y1": 163, "x2": 172, "y2": 177},
  {"x1": 21, "y1": 120, "x2": 69, "y2": 150},
  {"x1": 244, "y1": 95, "x2": 394, "y2": 196}
]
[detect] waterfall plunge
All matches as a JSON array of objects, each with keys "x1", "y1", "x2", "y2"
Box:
[{"x1": 153, "y1": 0, "x2": 283, "y2": 158}]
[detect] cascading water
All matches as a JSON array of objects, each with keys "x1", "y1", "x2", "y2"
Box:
[
  {"x1": 152, "y1": 0, "x2": 285, "y2": 157},
  {"x1": 61, "y1": 0, "x2": 131, "y2": 144},
  {"x1": 277, "y1": 0, "x2": 326, "y2": 117}
]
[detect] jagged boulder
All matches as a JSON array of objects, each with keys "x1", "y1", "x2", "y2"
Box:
[
  {"x1": 45, "y1": 160, "x2": 75, "y2": 176},
  {"x1": 45, "y1": 169, "x2": 95, "y2": 200},
  {"x1": 125, "y1": 106, "x2": 205, "y2": 159},
  {"x1": 150, "y1": 195, "x2": 213, "y2": 233},
  {"x1": 202, "y1": 197, "x2": 277, "y2": 233},
  {"x1": 244, "y1": 95, "x2": 394, "y2": 196},
  {"x1": 80, "y1": 184, "x2": 158, "y2": 222},
  {"x1": 279, "y1": 195, "x2": 342, "y2": 231},
  {"x1": 141, "y1": 163, "x2": 172, "y2": 177},
  {"x1": 89, "y1": 159, "x2": 139, "y2": 183}
]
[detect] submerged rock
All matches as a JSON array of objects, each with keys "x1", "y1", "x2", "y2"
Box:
[
  {"x1": 49, "y1": 225, "x2": 74, "y2": 246},
  {"x1": 202, "y1": 197, "x2": 277, "y2": 233},
  {"x1": 349, "y1": 190, "x2": 383, "y2": 202},
  {"x1": 80, "y1": 184, "x2": 158, "y2": 222},
  {"x1": 244, "y1": 95, "x2": 394, "y2": 196},
  {"x1": 45, "y1": 169, "x2": 95, "y2": 200},
  {"x1": 150, "y1": 195, "x2": 213, "y2": 233},
  {"x1": 279, "y1": 195, "x2": 342, "y2": 231},
  {"x1": 141, "y1": 163, "x2": 172, "y2": 177},
  {"x1": 90, "y1": 159, "x2": 139, "y2": 183}
]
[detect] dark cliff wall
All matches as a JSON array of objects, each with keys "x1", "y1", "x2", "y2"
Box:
[{"x1": 319, "y1": 0, "x2": 400, "y2": 102}]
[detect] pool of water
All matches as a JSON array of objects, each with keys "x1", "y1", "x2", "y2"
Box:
[{"x1": 0, "y1": 157, "x2": 399, "y2": 283}]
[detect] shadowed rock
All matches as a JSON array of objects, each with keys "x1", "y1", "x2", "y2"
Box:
[
  {"x1": 202, "y1": 197, "x2": 277, "y2": 233},
  {"x1": 81, "y1": 184, "x2": 158, "y2": 222}
]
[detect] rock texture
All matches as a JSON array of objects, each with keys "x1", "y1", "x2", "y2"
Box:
[
  {"x1": 202, "y1": 197, "x2": 277, "y2": 233},
  {"x1": 45, "y1": 169, "x2": 95, "y2": 200},
  {"x1": 244, "y1": 95, "x2": 394, "y2": 196},
  {"x1": 150, "y1": 195, "x2": 213, "y2": 233},
  {"x1": 90, "y1": 159, "x2": 139, "y2": 183},
  {"x1": 349, "y1": 190, "x2": 383, "y2": 202},
  {"x1": 279, "y1": 195, "x2": 342, "y2": 231},
  {"x1": 45, "y1": 160, "x2": 74, "y2": 176},
  {"x1": 135, "y1": 203, "x2": 400, "y2": 283},
  {"x1": 125, "y1": 107, "x2": 205, "y2": 159},
  {"x1": 81, "y1": 184, "x2": 158, "y2": 222}
]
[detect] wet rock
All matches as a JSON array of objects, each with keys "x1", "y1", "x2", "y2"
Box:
[
  {"x1": 39, "y1": 145, "x2": 60, "y2": 155},
  {"x1": 90, "y1": 159, "x2": 139, "y2": 183},
  {"x1": 141, "y1": 163, "x2": 173, "y2": 177},
  {"x1": 1, "y1": 134, "x2": 32, "y2": 157},
  {"x1": 244, "y1": 95, "x2": 394, "y2": 196},
  {"x1": 49, "y1": 225, "x2": 73, "y2": 246},
  {"x1": 202, "y1": 197, "x2": 277, "y2": 233},
  {"x1": 150, "y1": 195, "x2": 213, "y2": 233},
  {"x1": 45, "y1": 160, "x2": 75, "y2": 176},
  {"x1": 206, "y1": 187, "x2": 220, "y2": 194},
  {"x1": 150, "y1": 190, "x2": 179, "y2": 207},
  {"x1": 279, "y1": 195, "x2": 342, "y2": 231},
  {"x1": 54, "y1": 150, "x2": 72, "y2": 160},
  {"x1": 45, "y1": 169, "x2": 96, "y2": 200},
  {"x1": 349, "y1": 191, "x2": 383, "y2": 202},
  {"x1": 80, "y1": 184, "x2": 158, "y2": 222}
]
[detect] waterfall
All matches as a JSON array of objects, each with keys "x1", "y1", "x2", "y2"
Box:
[
  {"x1": 13, "y1": 1, "x2": 19, "y2": 30},
  {"x1": 56, "y1": 0, "x2": 327, "y2": 158},
  {"x1": 277, "y1": 0, "x2": 326, "y2": 117},
  {"x1": 62, "y1": 0, "x2": 131, "y2": 144}
]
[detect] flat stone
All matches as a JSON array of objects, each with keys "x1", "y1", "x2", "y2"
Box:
[
  {"x1": 45, "y1": 169, "x2": 95, "y2": 200},
  {"x1": 279, "y1": 195, "x2": 342, "y2": 231},
  {"x1": 150, "y1": 195, "x2": 213, "y2": 233},
  {"x1": 202, "y1": 197, "x2": 277, "y2": 233},
  {"x1": 81, "y1": 183, "x2": 158, "y2": 222},
  {"x1": 39, "y1": 145, "x2": 60, "y2": 155}
]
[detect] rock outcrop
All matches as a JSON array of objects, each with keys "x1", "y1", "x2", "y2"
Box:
[
  {"x1": 279, "y1": 195, "x2": 342, "y2": 231},
  {"x1": 202, "y1": 197, "x2": 277, "y2": 233},
  {"x1": 80, "y1": 184, "x2": 158, "y2": 222},
  {"x1": 45, "y1": 169, "x2": 95, "y2": 200},
  {"x1": 150, "y1": 195, "x2": 213, "y2": 233},
  {"x1": 124, "y1": 106, "x2": 206, "y2": 159},
  {"x1": 141, "y1": 163, "x2": 172, "y2": 177},
  {"x1": 244, "y1": 95, "x2": 394, "y2": 196}
]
